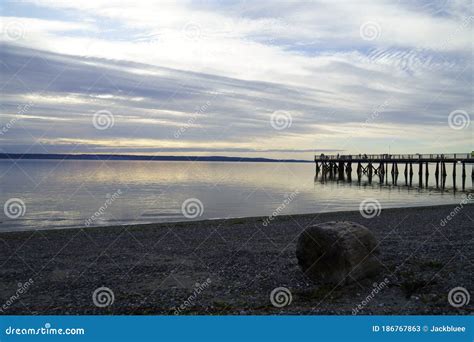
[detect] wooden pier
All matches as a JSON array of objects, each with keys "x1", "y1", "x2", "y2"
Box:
[{"x1": 315, "y1": 153, "x2": 473, "y2": 190}]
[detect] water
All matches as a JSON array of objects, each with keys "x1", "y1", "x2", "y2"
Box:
[{"x1": 0, "y1": 160, "x2": 472, "y2": 232}]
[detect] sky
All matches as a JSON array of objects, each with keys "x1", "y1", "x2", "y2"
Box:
[{"x1": 0, "y1": 0, "x2": 472, "y2": 160}]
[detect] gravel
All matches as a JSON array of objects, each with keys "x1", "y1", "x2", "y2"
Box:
[{"x1": 0, "y1": 203, "x2": 472, "y2": 315}]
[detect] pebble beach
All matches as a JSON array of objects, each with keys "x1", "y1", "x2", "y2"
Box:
[{"x1": 0, "y1": 203, "x2": 472, "y2": 315}]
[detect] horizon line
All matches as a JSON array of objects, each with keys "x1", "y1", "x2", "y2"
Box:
[{"x1": 0, "y1": 153, "x2": 314, "y2": 163}]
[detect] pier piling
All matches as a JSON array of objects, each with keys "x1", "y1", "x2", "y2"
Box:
[{"x1": 314, "y1": 153, "x2": 472, "y2": 190}]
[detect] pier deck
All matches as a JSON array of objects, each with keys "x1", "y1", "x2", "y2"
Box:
[
  {"x1": 314, "y1": 153, "x2": 473, "y2": 189},
  {"x1": 314, "y1": 153, "x2": 473, "y2": 163}
]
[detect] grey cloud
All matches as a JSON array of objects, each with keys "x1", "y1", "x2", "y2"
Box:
[{"x1": 0, "y1": 42, "x2": 472, "y2": 154}]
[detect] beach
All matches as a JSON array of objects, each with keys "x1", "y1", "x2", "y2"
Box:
[{"x1": 0, "y1": 203, "x2": 472, "y2": 315}]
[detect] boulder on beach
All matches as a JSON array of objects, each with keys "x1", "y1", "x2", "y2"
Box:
[{"x1": 296, "y1": 221, "x2": 381, "y2": 284}]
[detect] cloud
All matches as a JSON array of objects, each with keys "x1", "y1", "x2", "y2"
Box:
[{"x1": 0, "y1": 0, "x2": 472, "y2": 158}]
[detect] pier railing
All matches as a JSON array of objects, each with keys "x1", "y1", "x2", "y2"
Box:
[{"x1": 315, "y1": 153, "x2": 473, "y2": 161}]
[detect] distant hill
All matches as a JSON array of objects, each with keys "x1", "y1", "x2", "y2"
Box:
[{"x1": 0, "y1": 153, "x2": 312, "y2": 163}]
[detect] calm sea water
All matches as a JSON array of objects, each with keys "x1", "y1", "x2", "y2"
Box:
[{"x1": 0, "y1": 160, "x2": 472, "y2": 231}]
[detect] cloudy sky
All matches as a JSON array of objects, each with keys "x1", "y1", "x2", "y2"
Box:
[{"x1": 0, "y1": 0, "x2": 472, "y2": 159}]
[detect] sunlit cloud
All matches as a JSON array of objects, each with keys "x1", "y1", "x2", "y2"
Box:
[{"x1": 0, "y1": 0, "x2": 472, "y2": 159}]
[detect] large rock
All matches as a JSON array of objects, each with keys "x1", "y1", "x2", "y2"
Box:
[{"x1": 296, "y1": 221, "x2": 380, "y2": 284}]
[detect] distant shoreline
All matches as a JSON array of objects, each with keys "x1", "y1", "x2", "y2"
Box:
[{"x1": 0, "y1": 153, "x2": 312, "y2": 163}]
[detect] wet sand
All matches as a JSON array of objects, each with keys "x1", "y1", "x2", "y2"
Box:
[{"x1": 0, "y1": 203, "x2": 472, "y2": 315}]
